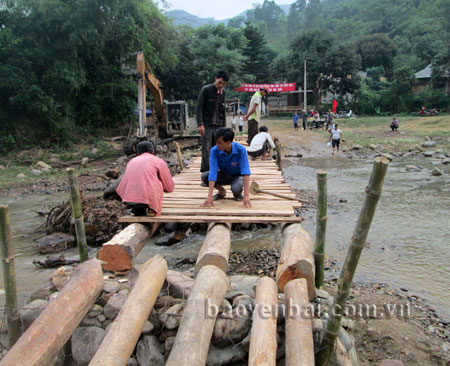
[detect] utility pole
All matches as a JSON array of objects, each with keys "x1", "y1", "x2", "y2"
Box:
[{"x1": 303, "y1": 60, "x2": 307, "y2": 110}]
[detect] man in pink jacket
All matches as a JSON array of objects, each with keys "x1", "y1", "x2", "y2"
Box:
[{"x1": 117, "y1": 141, "x2": 174, "y2": 216}]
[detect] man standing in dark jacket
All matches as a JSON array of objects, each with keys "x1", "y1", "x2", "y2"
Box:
[{"x1": 196, "y1": 71, "x2": 229, "y2": 173}]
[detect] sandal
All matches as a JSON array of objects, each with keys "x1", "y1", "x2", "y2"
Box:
[{"x1": 213, "y1": 193, "x2": 226, "y2": 201}]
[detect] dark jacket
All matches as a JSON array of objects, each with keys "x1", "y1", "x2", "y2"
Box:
[{"x1": 196, "y1": 84, "x2": 226, "y2": 127}]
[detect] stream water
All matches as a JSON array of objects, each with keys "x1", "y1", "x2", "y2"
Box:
[{"x1": 1, "y1": 155, "x2": 449, "y2": 321}]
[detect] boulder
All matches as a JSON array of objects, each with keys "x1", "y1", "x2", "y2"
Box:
[
  {"x1": 432, "y1": 167, "x2": 443, "y2": 176},
  {"x1": 164, "y1": 270, "x2": 195, "y2": 299},
  {"x1": 206, "y1": 344, "x2": 247, "y2": 366},
  {"x1": 212, "y1": 314, "x2": 250, "y2": 347},
  {"x1": 405, "y1": 165, "x2": 421, "y2": 172},
  {"x1": 16, "y1": 173, "x2": 26, "y2": 179},
  {"x1": 227, "y1": 275, "x2": 260, "y2": 298},
  {"x1": 36, "y1": 161, "x2": 52, "y2": 170},
  {"x1": 81, "y1": 157, "x2": 89, "y2": 167},
  {"x1": 71, "y1": 326, "x2": 106, "y2": 364},
  {"x1": 29, "y1": 285, "x2": 53, "y2": 302},
  {"x1": 87, "y1": 304, "x2": 103, "y2": 318},
  {"x1": 80, "y1": 316, "x2": 102, "y2": 327},
  {"x1": 31, "y1": 169, "x2": 42, "y2": 176},
  {"x1": 104, "y1": 292, "x2": 128, "y2": 319},
  {"x1": 136, "y1": 335, "x2": 164, "y2": 366},
  {"x1": 423, "y1": 151, "x2": 435, "y2": 157},
  {"x1": 20, "y1": 299, "x2": 48, "y2": 328},
  {"x1": 155, "y1": 231, "x2": 187, "y2": 246},
  {"x1": 37, "y1": 233, "x2": 75, "y2": 254},
  {"x1": 103, "y1": 280, "x2": 120, "y2": 293},
  {"x1": 51, "y1": 266, "x2": 74, "y2": 291},
  {"x1": 158, "y1": 303, "x2": 184, "y2": 330},
  {"x1": 142, "y1": 320, "x2": 154, "y2": 335},
  {"x1": 422, "y1": 140, "x2": 437, "y2": 148}
]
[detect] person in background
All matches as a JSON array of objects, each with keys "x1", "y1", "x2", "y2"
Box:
[
  {"x1": 196, "y1": 70, "x2": 230, "y2": 173},
  {"x1": 329, "y1": 123, "x2": 343, "y2": 154},
  {"x1": 243, "y1": 86, "x2": 270, "y2": 145},
  {"x1": 201, "y1": 128, "x2": 252, "y2": 208},
  {"x1": 326, "y1": 109, "x2": 335, "y2": 130},
  {"x1": 116, "y1": 141, "x2": 174, "y2": 216},
  {"x1": 390, "y1": 117, "x2": 399, "y2": 131},
  {"x1": 313, "y1": 110, "x2": 320, "y2": 129},
  {"x1": 231, "y1": 113, "x2": 237, "y2": 132},
  {"x1": 238, "y1": 112, "x2": 244, "y2": 132},
  {"x1": 292, "y1": 112, "x2": 299, "y2": 131},
  {"x1": 302, "y1": 110, "x2": 308, "y2": 131},
  {"x1": 247, "y1": 126, "x2": 276, "y2": 160}
]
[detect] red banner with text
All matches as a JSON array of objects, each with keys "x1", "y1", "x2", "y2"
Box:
[{"x1": 234, "y1": 83, "x2": 296, "y2": 92}]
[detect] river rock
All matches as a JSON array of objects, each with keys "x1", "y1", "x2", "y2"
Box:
[
  {"x1": 158, "y1": 303, "x2": 184, "y2": 330},
  {"x1": 97, "y1": 314, "x2": 106, "y2": 323},
  {"x1": 164, "y1": 336, "x2": 176, "y2": 354},
  {"x1": 51, "y1": 266, "x2": 74, "y2": 291},
  {"x1": 405, "y1": 165, "x2": 421, "y2": 172},
  {"x1": 126, "y1": 358, "x2": 138, "y2": 366},
  {"x1": 422, "y1": 140, "x2": 436, "y2": 148},
  {"x1": 351, "y1": 145, "x2": 362, "y2": 151},
  {"x1": 29, "y1": 285, "x2": 53, "y2": 302},
  {"x1": 71, "y1": 326, "x2": 106, "y2": 364},
  {"x1": 136, "y1": 335, "x2": 164, "y2": 366},
  {"x1": 154, "y1": 295, "x2": 183, "y2": 310},
  {"x1": 206, "y1": 344, "x2": 247, "y2": 366},
  {"x1": 81, "y1": 157, "x2": 89, "y2": 167},
  {"x1": 16, "y1": 173, "x2": 26, "y2": 179},
  {"x1": 37, "y1": 233, "x2": 75, "y2": 254},
  {"x1": 31, "y1": 169, "x2": 42, "y2": 176},
  {"x1": 87, "y1": 304, "x2": 103, "y2": 318},
  {"x1": 0, "y1": 164, "x2": 5, "y2": 170},
  {"x1": 105, "y1": 168, "x2": 120, "y2": 179},
  {"x1": 432, "y1": 167, "x2": 443, "y2": 176},
  {"x1": 142, "y1": 320, "x2": 154, "y2": 335},
  {"x1": 36, "y1": 161, "x2": 52, "y2": 170},
  {"x1": 20, "y1": 299, "x2": 48, "y2": 328},
  {"x1": 103, "y1": 176, "x2": 123, "y2": 200},
  {"x1": 155, "y1": 231, "x2": 186, "y2": 246},
  {"x1": 227, "y1": 275, "x2": 260, "y2": 298},
  {"x1": 104, "y1": 292, "x2": 128, "y2": 319},
  {"x1": 423, "y1": 151, "x2": 435, "y2": 157},
  {"x1": 103, "y1": 280, "x2": 120, "y2": 293},
  {"x1": 80, "y1": 316, "x2": 102, "y2": 327},
  {"x1": 435, "y1": 153, "x2": 446, "y2": 159},
  {"x1": 369, "y1": 144, "x2": 378, "y2": 150},
  {"x1": 232, "y1": 294, "x2": 254, "y2": 310},
  {"x1": 91, "y1": 148, "x2": 99, "y2": 155},
  {"x1": 164, "y1": 270, "x2": 194, "y2": 299},
  {"x1": 442, "y1": 158, "x2": 450, "y2": 164},
  {"x1": 413, "y1": 144, "x2": 424, "y2": 152},
  {"x1": 212, "y1": 314, "x2": 250, "y2": 347}
]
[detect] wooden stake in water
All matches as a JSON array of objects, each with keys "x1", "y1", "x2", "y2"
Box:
[
  {"x1": 315, "y1": 170, "x2": 328, "y2": 288},
  {"x1": 316, "y1": 156, "x2": 389, "y2": 366},
  {"x1": 66, "y1": 168, "x2": 88, "y2": 262},
  {"x1": 0, "y1": 206, "x2": 20, "y2": 347}
]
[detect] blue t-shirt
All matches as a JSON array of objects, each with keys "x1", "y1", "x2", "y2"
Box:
[
  {"x1": 208, "y1": 142, "x2": 251, "y2": 182},
  {"x1": 293, "y1": 114, "x2": 299, "y2": 124}
]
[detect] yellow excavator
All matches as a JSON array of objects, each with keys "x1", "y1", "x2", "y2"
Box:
[{"x1": 123, "y1": 51, "x2": 200, "y2": 155}]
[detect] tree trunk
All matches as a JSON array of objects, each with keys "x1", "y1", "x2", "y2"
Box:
[
  {"x1": 195, "y1": 223, "x2": 231, "y2": 275},
  {"x1": 276, "y1": 223, "x2": 315, "y2": 299},
  {"x1": 316, "y1": 157, "x2": 389, "y2": 366},
  {"x1": 0, "y1": 259, "x2": 103, "y2": 366},
  {"x1": 248, "y1": 277, "x2": 278, "y2": 366},
  {"x1": 89, "y1": 255, "x2": 167, "y2": 366},
  {"x1": 284, "y1": 279, "x2": 314, "y2": 366},
  {"x1": 97, "y1": 223, "x2": 157, "y2": 272},
  {"x1": 315, "y1": 170, "x2": 327, "y2": 288},
  {"x1": 166, "y1": 265, "x2": 229, "y2": 366}
]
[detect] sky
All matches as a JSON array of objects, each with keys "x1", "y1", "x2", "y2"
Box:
[{"x1": 163, "y1": 0, "x2": 293, "y2": 20}]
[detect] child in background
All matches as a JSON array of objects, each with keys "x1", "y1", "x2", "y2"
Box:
[{"x1": 232, "y1": 114, "x2": 237, "y2": 132}]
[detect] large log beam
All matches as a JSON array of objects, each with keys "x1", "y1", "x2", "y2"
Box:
[
  {"x1": 166, "y1": 265, "x2": 229, "y2": 366},
  {"x1": 0, "y1": 259, "x2": 103, "y2": 366},
  {"x1": 248, "y1": 277, "x2": 278, "y2": 366},
  {"x1": 89, "y1": 255, "x2": 167, "y2": 366},
  {"x1": 195, "y1": 223, "x2": 231, "y2": 275},
  {"x1": 285, "y1": 279, "x2": 314, "y2": 366},
  {"x1": 97, "y1": 223, "x2": 158, "y2": 272},
  {"x1": 276, "y1": 223, "x2": 315, "y2": 299}
]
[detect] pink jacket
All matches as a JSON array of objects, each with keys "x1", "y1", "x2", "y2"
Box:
[{"x1": 116, "y1": 153, "x2": 174, "y2": 215}]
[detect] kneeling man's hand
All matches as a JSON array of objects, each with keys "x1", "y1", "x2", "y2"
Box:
[
  {"x1": 201, "y1": 196, "x2": 214, "y2": 207},
  {"x1": 243, "y1": 194, "x2": 252, "y2": 208}
]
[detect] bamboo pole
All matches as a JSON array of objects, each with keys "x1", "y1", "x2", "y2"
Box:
[
  {"x1": 274, "y1": 139, "x2": 282, "y2": 169},
  {"x1": 314, "y1": 170, "x2": 327, "y2": 288},
  {"x1": 66, "y1": 168, "x2": 88, "y2": 262},
  {"x1": 89, "y1": 255, "x2": 167, "y2": 366},
  {"x1": 175, "y1": 141, "x2": 183, "y2": 170},
  {"x1": 316, "y1": 156, "x2": 389, "y2": 366},
  {"x1": 0, "y1": 206, "x2": 20, "y2": 347}
]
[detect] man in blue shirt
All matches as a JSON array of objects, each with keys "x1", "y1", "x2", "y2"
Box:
[{"x1": 201, "y1": 128, "x2": 252, "y2": 208}]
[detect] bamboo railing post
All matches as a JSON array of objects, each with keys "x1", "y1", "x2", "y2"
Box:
[
  {"x1": 0, "y1": 206, "x2": 20, "y2": 347},
  {"x1": 315, "y1": 170, "x2": 328, "y2": 288},
  {"x1": 275, "y1": 139, "x2": 282, "y2": 169},
  {"x1": 175, "y1": 141, "x2": 183, "y2": 171},
  {"x1": 66, "y1": 168, "x2": 88, "y2": 262},
  {"x1": 316, "y1": 156, "x2": 389, "y2": 366}
]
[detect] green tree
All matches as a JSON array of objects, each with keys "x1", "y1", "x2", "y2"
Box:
[
  {"x1": 242, "y1": 22, "x2": 272, "y2": 82},
  {"x1": 356, "y1": 33, "x2": 397, "y2": 76}
]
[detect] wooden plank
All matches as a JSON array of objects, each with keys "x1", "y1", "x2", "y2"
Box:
[
  {"x1": 119, "y1": 215, "x2": 302, "y2": 223},
  {"x1": 161, "y1": 208, "x2": 293, "y2": 216}
]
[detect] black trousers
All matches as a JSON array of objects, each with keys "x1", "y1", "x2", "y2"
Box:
[
  {"x1": 126, "y1": 202, "x2": 149, "y2": 216},
  {"x1": 200, "y1": 125, "x2": 220, "y2": 173},
  {"x1": 247, "y1": 119, "x2": 258, "y2": 145},
  {"x1": 201, "y1": 171, "x2": 244, "y2": 197}
]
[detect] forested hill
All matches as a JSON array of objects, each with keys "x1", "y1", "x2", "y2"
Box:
[{"x1": 0, "y1": 0, "x2": 449, "y2": 150}]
